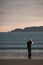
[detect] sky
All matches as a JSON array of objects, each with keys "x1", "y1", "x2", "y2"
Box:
[{"x1": 0, "y1": 0, "x2": 43, "y2": 32}]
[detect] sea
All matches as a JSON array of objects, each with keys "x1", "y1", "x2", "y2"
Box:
[{"x1": 0, "y1": 32, "x2": 43, "y2": 59}]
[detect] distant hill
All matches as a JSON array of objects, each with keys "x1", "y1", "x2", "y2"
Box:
[{"x1": 11, "y1": 26, "x2": 43, "y2": 32}]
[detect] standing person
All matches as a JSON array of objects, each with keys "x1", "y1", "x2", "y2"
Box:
[{"x1": 27, "y1": 39, "x2": 33, "y2": 59}]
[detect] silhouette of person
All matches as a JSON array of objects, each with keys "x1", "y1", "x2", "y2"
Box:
[{"x1": 27, "y1": 39, "x2": 33, "y2": 59}]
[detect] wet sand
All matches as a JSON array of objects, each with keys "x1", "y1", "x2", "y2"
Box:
[{"x1": 0, "y1": 59, "x2": 43, "y2": 65}]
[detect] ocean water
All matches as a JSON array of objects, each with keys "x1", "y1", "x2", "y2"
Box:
[{"x1": 0, "y1": 32, "x2": 43, "y2": 59}]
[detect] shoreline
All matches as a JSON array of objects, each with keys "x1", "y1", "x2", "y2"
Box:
[
  {"x1": 0, "y1": 56, "x2": 43, "y2": 60},
  {"x1": 0, "y1": 49, "x2": 43, "y2": 59}
]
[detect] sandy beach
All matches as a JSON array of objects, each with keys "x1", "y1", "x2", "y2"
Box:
[{"x1": 0, "y1": 59, "x2": 43, "y2": 65}]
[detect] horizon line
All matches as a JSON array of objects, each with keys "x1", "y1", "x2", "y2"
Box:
[{"x1": 0, "y1": 26, "x2": 43, "y2": 32}]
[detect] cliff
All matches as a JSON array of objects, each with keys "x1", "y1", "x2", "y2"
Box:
[{"x1": 11, "y1": 26, "x2": 43, "y2": 32}]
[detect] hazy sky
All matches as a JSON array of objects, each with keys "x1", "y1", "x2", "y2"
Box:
[{"x1": 0, "y1": 0, "x2": 43, "y2": 32}]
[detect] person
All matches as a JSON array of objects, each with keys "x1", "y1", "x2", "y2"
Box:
[{"x1": 27, "y1": 39, "x2": 33, "y2": 59}]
